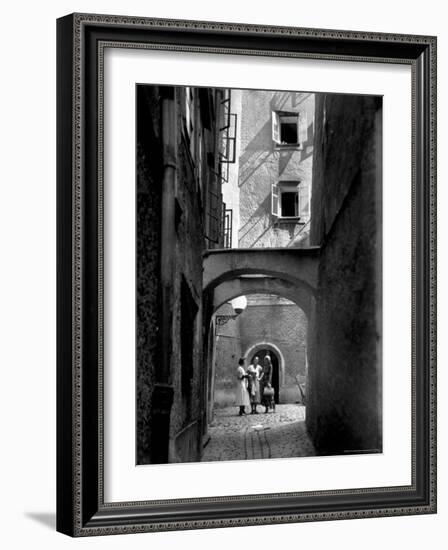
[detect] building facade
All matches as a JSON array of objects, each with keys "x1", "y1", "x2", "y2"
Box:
[
  {"x1": 213, "y1": 90, "x2": 314, "y2": 406},
  {"x1": 136, "y1": 84, "x2": 232, "y2": 464},
  {"x1": 224, "y1": 89, "x2": 315, "y2": 248}
]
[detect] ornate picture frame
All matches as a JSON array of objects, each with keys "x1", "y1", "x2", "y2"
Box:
[{"x1": 56, "y1": 13, "x2": 437, "y2": 536}]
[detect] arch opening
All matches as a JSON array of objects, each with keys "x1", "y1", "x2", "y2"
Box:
[
  {"x1": 209, "y1": 274, "x2": 313, "y2": 320},
  {"x1": 204, "y1": 265, "x2": 317, "y2": 296},
  {"x1": 208, "y1": 291, "x2": 308, "y2": 412},
  {"x1": 247, "y1": 345, "x2": 283, "y2": 404}
]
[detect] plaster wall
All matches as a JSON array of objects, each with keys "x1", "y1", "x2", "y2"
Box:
[{"x1": 307, "y1": 93, "x2": 382, "y2": 454}]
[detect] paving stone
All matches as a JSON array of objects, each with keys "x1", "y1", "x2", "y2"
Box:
[{"x1": 202, "y1": 404, "x2": 316, "y2": 462}]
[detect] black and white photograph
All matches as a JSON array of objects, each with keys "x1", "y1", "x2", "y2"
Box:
[
  {"x1": 0, "y1": 0, "x2": 442, "y2": 544},
  {"x1": 136, "y1": 85, "x2": 382, "y2": 465}
]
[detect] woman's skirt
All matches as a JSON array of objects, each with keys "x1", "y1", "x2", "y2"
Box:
[
  {"x1": 235, "y1": 380, "x2": 250, "y2": 407},
  {"x1": 261, "y1": 383, "x2": 275, "y2": 408},
  {"x1": 249, "y1": 380, "x2": 261, "y2": 404}
]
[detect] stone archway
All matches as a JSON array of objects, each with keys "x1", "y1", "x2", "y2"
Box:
[
  {"x1": 212, "y1": 276, "x2": 311, "y2": 318},
  {"x1": 203, "y1": 247, "x2": 320, "y2": 295},
  {"x1": 209, "y1": 286, "x2": 310, "y2": 411},
  {"x1": 244, "y1": 341, "x2": 286, "y2": 398},
  {"x1": 203, "y1": 249, "x2": 317, "y2": 420}
]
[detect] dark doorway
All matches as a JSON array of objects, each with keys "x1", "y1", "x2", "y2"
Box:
[{"x1": 251, "y1": 349, "x2": 280, "y2": 404}]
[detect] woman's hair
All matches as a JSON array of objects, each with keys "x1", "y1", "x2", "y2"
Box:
[
  {"x1": 238, "y1": 357, "x2": 245, "y2": 366},
  {"x1": 263, "y1": 355, "x2": 272, "y2": 366}
]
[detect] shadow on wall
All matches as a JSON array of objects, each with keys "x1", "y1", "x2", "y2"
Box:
[
  {"x1": 238, "y1": 115, "x2": 314, "y2": 188},
  {"x1": 269, "y1": 91, "x2": 313, "y2": 111},
  {"x1": 238, "y1": 194, "x2": 272, "y2": 246},
  {"x1": 238, "y1": 119, "x2": 272, "y2": 187}
]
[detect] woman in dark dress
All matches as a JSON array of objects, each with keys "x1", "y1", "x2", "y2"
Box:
[{"x1": 260, "y1": 355, "x2": 275, "y2": 413}]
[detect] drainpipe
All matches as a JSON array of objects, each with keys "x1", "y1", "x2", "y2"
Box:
[{"x1": 151, "y1": 86, "x2": 176, "y2": 463}]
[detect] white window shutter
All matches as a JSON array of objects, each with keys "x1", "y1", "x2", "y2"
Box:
[
  {"x1": 298, "y1": 111, "x2": 308, "y2": 146},
  {"x1": 271, "y1": 182, "x2": 279, "y2": 217},
  {"x1": 272, "y1": 111, "x2": 280, "y2": 144},
  {"x1": 298, "y1": 183, "x2": 310, "y2": 220}
]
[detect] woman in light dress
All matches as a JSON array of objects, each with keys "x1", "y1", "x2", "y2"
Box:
[
  {"x1": 246, "y1": 356, "x2": 263, "y2": 414},
  {"x1": 235, "y1": 357, "x2": 250, "y2": 416}
]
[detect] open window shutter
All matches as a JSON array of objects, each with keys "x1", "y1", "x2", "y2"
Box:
[
  {"x1": 271, "y1": 111, "x2": 280, "y2": 144},
  {"x1": 298, "y1": 111, "x2": 308, "y2": 146},
  {"x1": 298, "y1": 183, "x2": 310, "y2": 220},
  {"x1": 271, "y1": 182, "x2": 279, "y2": 217}
]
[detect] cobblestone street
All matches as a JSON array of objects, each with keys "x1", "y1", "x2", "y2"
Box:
[{"x1": 202, "y1": 404, "x2": 316, "y2": 462}]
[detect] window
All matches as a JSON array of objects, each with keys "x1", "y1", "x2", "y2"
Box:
[
  {"x1": 271, "y1": 181, "x2": 310, "y2": 220},
  {"x1": 281, "y1": 191, "x2": 299, "y2": 217},
  {"x1": 280, "y1": 115, "x2": 298, "y2": 144},
  {"x1": 272, "y1": 111, "x2": 308, "y2": 147}
]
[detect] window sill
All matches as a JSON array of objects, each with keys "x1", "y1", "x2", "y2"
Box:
[
  {"x1": 274, "y1": 143, "x2": 303, "y2": 151},
  {"x1": 275, "y1": 217, "x2": 305, "y2": 223}
]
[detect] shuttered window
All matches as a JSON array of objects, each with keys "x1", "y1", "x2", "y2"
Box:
[
  {"x1": 272, "y1": 181, "x2": 310, "y2": 221},
  {"x1": 271, "y1": 111, "x2": 308, "y2": 147}
]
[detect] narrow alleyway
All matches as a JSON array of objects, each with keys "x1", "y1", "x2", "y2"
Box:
[{"x1": 202, "y1": 404, "x2": 316, "y2": 462}]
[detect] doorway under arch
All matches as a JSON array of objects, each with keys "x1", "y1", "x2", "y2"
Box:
[
  {"x1": 245, "y1": 342, "x2": 285, "y2": 404},
  {"x1": 250, "y1": 349, "x2": 280, "y2": 404}
]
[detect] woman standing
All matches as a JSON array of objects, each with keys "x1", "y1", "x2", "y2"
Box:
[
  {"x1": 235, "y1": 357, "x2": 250, "y2": 416},
  {"x1": 260, "y1": 354, "x2": 275, "y2": 413},
  {"x1": 247, "y1": 356, "x2": 262, "y2": 414}
]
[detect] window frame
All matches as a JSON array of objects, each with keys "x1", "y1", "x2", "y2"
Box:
[
  {"x1": 280, "y1": 187, "x2": 299, "y2": 218},
  {"x1": 271, "y1": 110, "x2": 308, "y2": 149},
  {"x1": 271, "y1": 180, "x2": 310, "y2": 222},
  {"x1": 278, "y1": 182, "x2": 300, "y2": 220}
]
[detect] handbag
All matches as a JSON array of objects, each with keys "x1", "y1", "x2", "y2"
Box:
[{"x1": 263, "y1": 385, "x2": 274, "y2": 397}]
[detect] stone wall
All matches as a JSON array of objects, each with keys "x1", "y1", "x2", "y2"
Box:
[
  {"x1": 136, "y1": 85, "x2": 226, "y2": 464},
  {"x1": 136, "y1": 85, "x2": 163, "y2": 465},
  {"x1": 307, "y1": 93, "x2": 382, "y2": 455},
  {"x1": 239, "y1": 298, "x2": 307, "y2": 403},
  {"x1": 167, "y1": 90, "x2": 205, "y2": 462}
]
